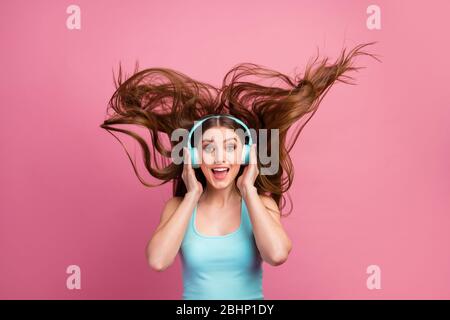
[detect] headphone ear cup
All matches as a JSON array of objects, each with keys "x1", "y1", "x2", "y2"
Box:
[
  {"x1": 242, "y1": 144, "x2": 251, "y2": 165},
  {"x1": 190, "y1": 147, "x2": 199, "y2": 168}
]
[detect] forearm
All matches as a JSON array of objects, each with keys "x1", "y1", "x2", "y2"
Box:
[
  {"x1": 146, "y1": 192, "x2": 199, "y2": 270},
  {"x1": 242, "y1": 187, "x2": 291, "y2": 265}
]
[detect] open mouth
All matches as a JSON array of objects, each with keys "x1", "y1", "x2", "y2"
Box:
[{"x1": 211, "y1": 167, "x2": 230, "y2": 180}]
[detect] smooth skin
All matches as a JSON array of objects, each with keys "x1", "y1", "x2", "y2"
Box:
[{"x1": 146, "y1": 127, "x2": 292, "y2": 271}]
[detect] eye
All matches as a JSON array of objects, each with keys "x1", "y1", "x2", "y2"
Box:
[
  {"x1": 226, "y1": 144, "x2": 236, "y2": 152},
  {"x1": 204, "y1": 144, "x2": 214, "y2": 153}
]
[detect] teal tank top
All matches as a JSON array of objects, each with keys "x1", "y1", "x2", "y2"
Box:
[{"x1": 180, "y1": 197, "x2": 264, "y2": 300}]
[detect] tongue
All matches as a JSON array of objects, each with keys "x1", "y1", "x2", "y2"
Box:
[{"x1": 213, "y1": 170, "x2": 227, "y2": 179}]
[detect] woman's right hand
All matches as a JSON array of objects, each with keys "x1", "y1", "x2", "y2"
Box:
[{"x1": 182, "y1": 147, "x2": 203, "y2": 198}]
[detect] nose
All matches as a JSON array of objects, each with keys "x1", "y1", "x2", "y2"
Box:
[{"x1": 214, "y1": 146, "x2": 225, "y2": 163}]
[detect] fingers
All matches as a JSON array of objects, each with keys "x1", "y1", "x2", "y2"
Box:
[
  {"x1": 250, "y1": 144, "x2": 259, "y2": 176},
  {"x1": 183, "y1": 147, "x2": 195, "y2": 179},
  {"x1": 250, "y1": 143, "x2": 257, "y2": 165},
  {"x1": 183, "y1": 147, "x2": 191, "y2": 169},
  {"x1": 182, "y1": 147, "x2": 201, "y2": 194}
]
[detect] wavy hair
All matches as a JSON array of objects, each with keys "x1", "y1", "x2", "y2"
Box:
[{"x1": 100, "y1": 41, "x2": 381, "y2": 216}]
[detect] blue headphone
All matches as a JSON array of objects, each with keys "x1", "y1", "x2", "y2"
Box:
[{"x1": 187, "y1": 114, "x2": 253, "y2": 168}]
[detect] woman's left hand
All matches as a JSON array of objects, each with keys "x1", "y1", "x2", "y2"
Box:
[{"x1": 236, "y1": 144, "x2": 259, "y2": 196}]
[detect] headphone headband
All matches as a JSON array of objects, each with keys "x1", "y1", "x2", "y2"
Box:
[{"x1": 187, "y1": 114, "x2": 253, "y2": 148}]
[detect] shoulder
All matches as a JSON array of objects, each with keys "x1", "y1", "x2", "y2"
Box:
[
  {"x1": 165, "y1": 196, "x2": 183, "y2": 207},
  {"x1": 162, "y1": 196, "x2": 183, "y2": 214},
  {"x1": 159, "y1": 196, "x2": 183, "y2": 223},
  {"x1": 258, "y1": 194, "x2": 281, "y2": 217}
]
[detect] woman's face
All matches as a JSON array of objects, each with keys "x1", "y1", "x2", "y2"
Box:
[{"x1": 198, "y1": 126, "x2": 243, "y2": 190}]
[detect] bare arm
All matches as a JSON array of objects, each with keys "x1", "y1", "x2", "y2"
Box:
[
  {"x1": 243, "y1": 187, "x2": 292, "y2": 266},
  {"x1": 146, "y1": 147, "x2": 203, "y2": 272},
  {"x1": 145, "y1": 192, "x2": 200, "y2": 272},
  {"x1": 237, "y1": 144, "x2": 292, "y2": 266}
]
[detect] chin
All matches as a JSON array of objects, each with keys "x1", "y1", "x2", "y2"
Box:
[{"x1": 208, "y1": 181, "x2": 232, "y2": 190}]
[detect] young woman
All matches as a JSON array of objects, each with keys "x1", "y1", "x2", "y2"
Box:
[{"x1": 100, "y1": 42, "x2": 380, "y2": 299}]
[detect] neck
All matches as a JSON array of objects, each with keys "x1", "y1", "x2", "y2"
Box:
[{"x1": 200, "y1": 183, "x2": 241, "y2": 208}]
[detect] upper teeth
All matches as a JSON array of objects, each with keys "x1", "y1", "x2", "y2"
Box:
[{"x1": 213, "y1": 168, "x2": 228, "y2": 171}]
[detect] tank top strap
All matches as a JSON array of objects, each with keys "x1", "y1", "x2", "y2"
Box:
[
  {"x1": 241, "y1": 197, "x2": 254, "y2": 234},
  {"x1": 181, "y1": 202, "x2": 196, "y2": 245}
]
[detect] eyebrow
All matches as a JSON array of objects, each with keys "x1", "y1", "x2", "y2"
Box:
[{"x1": 202, "y1": 137, "x2": 237, "y2": 143}]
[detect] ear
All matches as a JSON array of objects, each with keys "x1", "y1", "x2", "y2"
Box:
[
  {"x1": 190, "y1": 147, "x2": 199, "y2": 168},
  {"x1": 242, "y1": 144, "x2": 251, "y2": 165}
]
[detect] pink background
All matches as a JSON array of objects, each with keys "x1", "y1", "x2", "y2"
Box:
[{"x1": 1, "y1": 0, "x2": 449, "y2": 299}]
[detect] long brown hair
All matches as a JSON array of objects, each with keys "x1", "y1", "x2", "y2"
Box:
[{"x1": 100, "y1": 41, "x2": 381, "y2": 216}]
